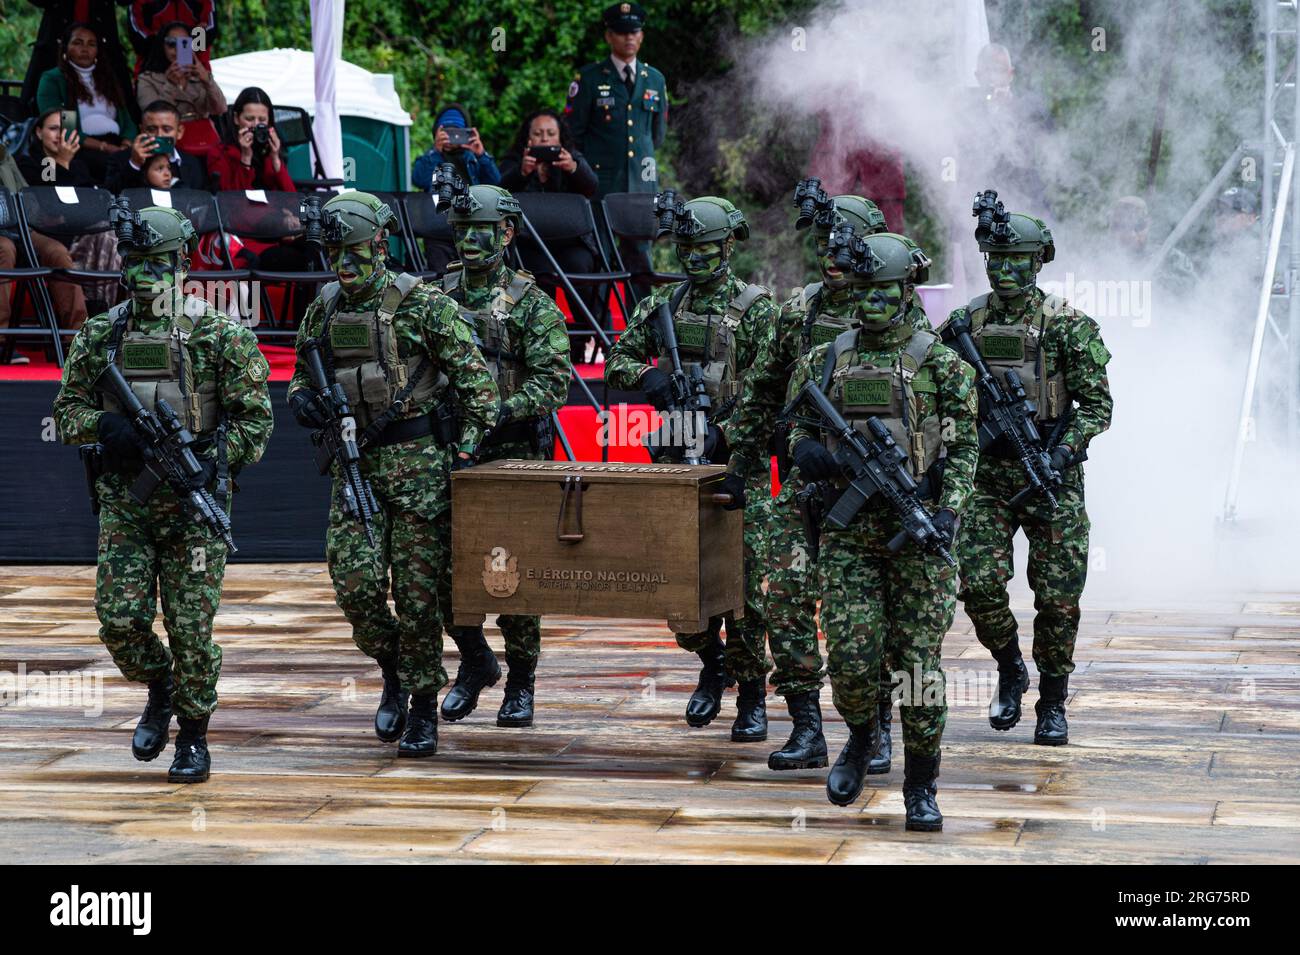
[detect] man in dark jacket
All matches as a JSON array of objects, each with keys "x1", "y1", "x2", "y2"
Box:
[{"x1": 105, "y1": 100, "x2": 208, "y2": 192}]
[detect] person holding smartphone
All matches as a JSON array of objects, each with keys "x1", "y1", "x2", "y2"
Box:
[
  {"x1": 411, "y1": 103, "x2": 501, "y2": 190},
  {"x1": 499, "y1": 108, "x2": 597, "y2": 197},
  {"x1": 106, "y1": 100, "x2": 208, "y2": 192},
  {"x1": 135, "y1": 21, "x2": 228, "y2": 157},
  {"x1": 18, "y1": 107, "x2": 94, "y2": 186}
]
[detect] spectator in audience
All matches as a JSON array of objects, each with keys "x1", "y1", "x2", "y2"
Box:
[
  {"x1": 17, "y1": 108, "x2": 94, "y2": 186},
  {"x1": 411, "y1": 103, "x2": 501, "y2": 190},
  {"x1": 204, "y1": 86, "x2": 293, "y2": 192},
  {"x1": 135, "y1": 21, "x2": 227, "y2": 157},
  {"x1": 106, "y1": 100, "x2": 208, "y2": 191},
  {"x1": 35, "y1": 22, "x2": 139, "y2": 184},
  {"x1": 21, "y1": 1, "x2": 135, "y2": 121},
  {"x1": 141, "y1": 151, "x2": 173, "y2": 189},
  {"x1": 499, "y1": 108, "x2": 598, "y2": 197},
  {"x1": 126, "y1": 0, "x2": 217, "y2": 70},
  {"x1": 0, "y1": 141, "x2": 88, "y2": 363}
]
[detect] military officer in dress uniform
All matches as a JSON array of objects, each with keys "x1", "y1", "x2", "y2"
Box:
[{"x1": 565, "y1": 2, "x2": 668, "y2": 197}]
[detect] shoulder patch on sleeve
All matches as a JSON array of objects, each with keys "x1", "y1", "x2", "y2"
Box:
[
  {"x1": 1088, "y1": 338, "x2": 1112, "y2": 367},
  {"x1": 247, "y1": 354, "x2": 270, "y2": 383}
]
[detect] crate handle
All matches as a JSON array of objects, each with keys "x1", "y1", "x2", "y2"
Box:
[{"x1": 556, "y1": 475, "x2": 586, "y2": 543}]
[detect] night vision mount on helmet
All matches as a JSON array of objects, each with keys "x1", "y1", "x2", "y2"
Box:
[
  {"x1": 109, "y1": 197, "x2": 198, "y2": 256},
  {"x1": 654, "y1": 190, "x2": 749, "y2": 242},
  {"x1": 827, "y1": 224, "x2": 931, "y2": 284},
  {"x1": 972, "y1": 188, "x2": 1055, "y2": 262}
]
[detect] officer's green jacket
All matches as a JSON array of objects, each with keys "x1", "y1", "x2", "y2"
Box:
[
  {"x1": 287, "y1": 269, "x2": 499, "y2": 455},
  {"x1": 725, "y1": 283, "x2": 930, "y2": 480},
  {"x1": 937, "y1": 286, "x2": 1113, "y2": 456},
  {"x1": 565, "y1": 58, "x2": 667, "y2": 196},
  {"x1": 443, "y1": 261, "x2": 571, "y2": 421},
  {"x1": 604, "y1": 271, "x2": 777, "y2": 408},
  {"x1": 54, "y1": 297, "x2": 273, "y2": 471},
  {"x1": 785, "y1": 324, "x2": 980, "y2": 516}
]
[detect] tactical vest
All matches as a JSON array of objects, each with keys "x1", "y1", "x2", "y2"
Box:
[
  {"x1": 659, "y1": 282, "x2": 768, "y2": 406},
  {"x1": 821, "y1": 328, "x2": 942, "y2": 480},
  {"x1": 101, "y1": 299, "x2": 221, "y2": 436},
  {"x1": 442, "y1": 265, "x2": 535, "y2": 402},
  {"x1": 797, "y1": 283, "x2": 857, "y2": 353},
  {"x1": 319, "y1": 273, "x2": 442, "y2": 429},
  {"x1": 965, "y1": 292, "x2": 1068, "y2": 422}
]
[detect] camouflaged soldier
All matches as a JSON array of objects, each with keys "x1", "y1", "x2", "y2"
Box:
[
  {"x1": 604, "y1": 194, "x2": 777, "y2": 741},
  {"x1": 938, "y1": 202, "x2": 1112, "y2": 747},
  {"x1": 436, "y1": 185, "x2": 571, "y2": 729},
  {"x1": 286, "y1": 191, "x2": 498, "y2": 758},
  {"x1": 726, "y1": 189, "x2": 936, "y2": 775},
  {"x1": 786, "y1": 231, "x2": 977, "y2": 829},
  {"x1": 53, "y1": 204, "x2": 273, "y2": 784}
]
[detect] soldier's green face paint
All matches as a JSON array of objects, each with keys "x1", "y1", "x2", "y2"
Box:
[
  {"x1": 850, "y1": 280, "x2": 905, "y2": 328},
  {"x1": 328, "y1": 240, "x2": 383, "y2": 291},
  {"x1": 986, "y1": 252, "x2": 1037, "y2": 297},
  {"x1": 122, "y1": 253, "x2": 181, "y2": 304},
  {"x1": 453, "y1": 223, "x2": 505, "y2": 271},
  {"x1": 675, "y1": 240, "x2": 725, "y2": 282}
]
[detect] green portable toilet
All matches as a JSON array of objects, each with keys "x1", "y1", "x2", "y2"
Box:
[{"x1": 211, "y1": 49, "x2": 412, "y2": 193}]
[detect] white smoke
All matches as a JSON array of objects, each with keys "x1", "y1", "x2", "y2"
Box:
[{"x1": 734, "y1": 0, "x2": 1299, "y2": 602}]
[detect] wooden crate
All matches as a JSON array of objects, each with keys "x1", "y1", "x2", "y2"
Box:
[{"x1": 451, "y1": 460, "x2": 743, "y2": 633}]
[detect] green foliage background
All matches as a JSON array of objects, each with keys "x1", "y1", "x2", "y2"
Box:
[{"x1": 0, "y1": 0, "x2": 1264, "y2": 286}]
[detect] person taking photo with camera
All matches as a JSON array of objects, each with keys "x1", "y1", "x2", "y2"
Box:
[
  {"x1": 204, "y1": 86, "x2": 293, "y2": 192},
  {"x1": 412, "y1": 103, "x2": 501, "y2": 191}
]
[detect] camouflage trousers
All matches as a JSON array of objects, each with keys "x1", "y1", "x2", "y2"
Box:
[
  {"x1": 441, "y1": 437, "x2": 541, "y2": 673},
  {"x1": 817, "y1": 504, "x2": 955, "y2": 757},
  {"x1": 956, "y1": 458, "x2": 1089, "y2": 678},
  {"x1": 94, "y1": 476, "x2": 228, "y2": 719},
  {"x1": 326, "y1": 434, "x2": 451, "y2": 696},
  {"x1": 677, "y1": 469, "x2": 771, "y2": 683},
  {"x1": 762, "y1": 469, "x2": 826, "y2": 697}
]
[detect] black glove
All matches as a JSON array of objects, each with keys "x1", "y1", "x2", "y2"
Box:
[
  {"x1": 931, "y1": 507, "x2": 957, "y2": 549},
  {"x1": 188, "y1": 457, "x2": 218, "y2": 491},
  {"x1": 703, "y1": 425, "x2": 729, "y2": 464},
  {"x1": 1049, "y1": 444, "x2": 1075, "y2": 473},
  {"x1": 717, "y1": 471, "x2": 746, "y2": 511},
  {"x1": 494, "y1": 403, "x2": 515, "y2": 429},
  {"x1": 288, "y1": 390, "x2": 330, "y2": 429},
  {"x1": 640, "y1": 367, "x2": 672, "y2": 411},
  {"x1": 451, "y1": 452, "x2": 478, "y2": 472},
  {"x1": 792, "y1": 438, "x2": 838, "y2": 482},
  {"x1": 97, "y1": 412, "x2": 146, "y2": 460}
]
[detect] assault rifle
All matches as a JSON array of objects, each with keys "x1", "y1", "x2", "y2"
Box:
[
  {"x1": 781, "y1": 379, "x2": 956, "y2": 567},
  {"x1": 95, "y1": 362, "x2": 236, "y2": 553},
  {"x1": 644, "y1": 283, "x2": 714, "y2": 465},
  {"x1": 301, "y1": 339, "x2": 379, "y2": 547}
]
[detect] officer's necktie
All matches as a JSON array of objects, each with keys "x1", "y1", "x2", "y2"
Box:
[{"x1": 623, "y1": 65, "x2": 635, "y2": 96}]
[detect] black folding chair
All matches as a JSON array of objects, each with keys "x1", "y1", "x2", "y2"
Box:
[
  {"x1": 21, "y1": 185, "x2": 121, "y2": 343},
  {"x1": 512, "y1": 192, "x2": 630, "y2": 354},
  {"x1": 0, "y1": 187, "x2": 62, "y2": 365},
  {"x1": 402, "y1": 190, "x2": 458, "y2": 278},
  {"x1": 368, "y1": 190, "x2": 420, "y2": 272},
  {"x1": 215, "y1": 189, "x2": 330, "y2": 334},
  {"x1": 600, "y1": 191, "x2": 684, "y2": 303},
  {"x1": 273, "y1": 106, "x2": 346, "y2": 192}
]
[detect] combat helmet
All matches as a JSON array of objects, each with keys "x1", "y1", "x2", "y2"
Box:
[
  {"x1": 112, "y1": 203, "x2": 199, "y2": 257},
  {"x1": 822, "y1": 195, "x2": 887, "y2": 236},
  {"x1": 676, "y1": 196, "x2": 750, "y2": 243},
  {"x1": 837, "y1": 229, "x2": 932, "y2": 285},
  {"x1": 320, "y1": 190, "x2": 398, "y2": 245},
  {"x1": 445, "y1": 185, "x2": 522, "y2": 226}
]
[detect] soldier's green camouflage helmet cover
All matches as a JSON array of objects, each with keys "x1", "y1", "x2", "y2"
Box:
[
  {"x1": 128, "y1": 206, "x2": 199, "y2": 256},
  {"x1": 679, "y1": 196, "x2": 750, "y2": 242},
  {"x1": 819, "y1": 195, "x2": 887, "y2": 236},
  {"x1": 860, "y1": 231, "x2": 932, "y2": 284},
  {"x1": 322, "y1": 190, "x2": 398, "y2": 244},
  {"x1": 445, "y1": 184, "x2": 523, "y2": 226},
  {"x1": 977, "y1": 211, "x2": 1056, "y2": 263}
]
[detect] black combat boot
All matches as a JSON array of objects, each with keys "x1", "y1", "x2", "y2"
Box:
[
  {"x1": 767, "y1": 691, "x2": 828, "y2": 770},
  {"x1": 168, "y1": 715, "x2": 211, "y2": 784},
  {"x1": 374, "y1": 657, "x2": 409, "y2": 742},
  {"x1": 440, "y1": 627, "x2": 502, "y2": 722},
  {"x1": 868, "y1": 700, "x2": 893, "y2": 774},
  {"x1": 132, "y1": 674, "x2": 173, "y2": 761},
  {"x1": 685, "y1": 636, "x2": 733, "y2": 727},
  {"x1": 398, "y1": 695, "x2": 438, "y2": 757},
  {"x1": 1034, "y1": 673, "x2": 1070, "y2": 745},
  {"x1": 903, "y1": 750, "x2": 943, "y2": 831},
  {"x1": 497, "y1": 656, "x2": 535, "y2": 728},
  {"x1": 730, "y1": 679, "x2": 768, "y2": 742},
  {"x1": 989, "y1": 639, "x2": 1030, "y2": 731},
  {"x1": 825, "y1": 719, "x2": 880, "y2": 806}
]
